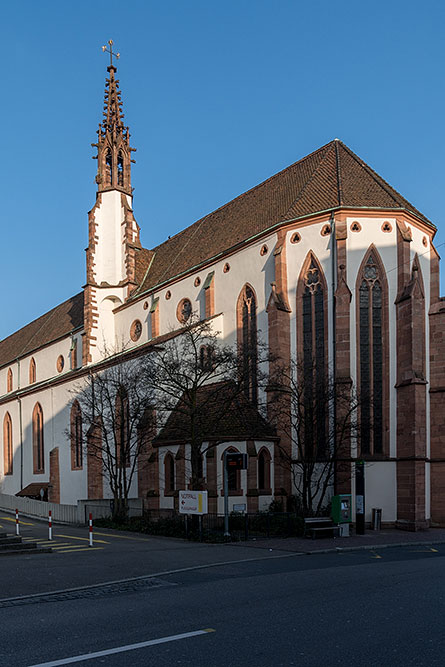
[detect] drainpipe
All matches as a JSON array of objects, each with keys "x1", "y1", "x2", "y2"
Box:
[
  {"x1": 330, "y1": 212, "x2": 338, "y2": 495},
  {"x1": 16, "y1": 358, "x2": 24, "y2": 490}
]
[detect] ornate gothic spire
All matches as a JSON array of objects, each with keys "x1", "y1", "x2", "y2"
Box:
[{"x1": 92, "y1": 41, "x2": 135, "y2": 195}]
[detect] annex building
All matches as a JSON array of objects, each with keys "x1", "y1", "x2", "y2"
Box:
[{"x1": 0, "y1": 60, "x2": 444, "y2": 530}]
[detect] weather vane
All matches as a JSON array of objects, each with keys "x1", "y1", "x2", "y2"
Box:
[{"x1": 102, "y1": 39, "x2": 120, "y2": 67}]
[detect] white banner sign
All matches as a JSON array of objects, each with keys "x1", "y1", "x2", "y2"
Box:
[{"x1": 179, "y1": 490, "x2": 208, "y2": 515}]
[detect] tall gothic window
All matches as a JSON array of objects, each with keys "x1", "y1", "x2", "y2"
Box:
[
  {"x1": 115, "y1": 387, "x2": 130, "y2": 468},
  {"x1": 70, "y1": 401, "x2": 83, "y2": 470},
  {"x1": 237, "y1": 285, "x2": 258, "y2": 405},
  {"x1": 3, "y1": 412, "x2": 13, "y2": 475},
  {"x1": 357, "y1": 248, "x2": 388, "y2": 456},
  {"x1": 32, "y1": 403, "x2": 44, "y2": 473},
  {"x1": 297, "y1": 253, "x2": 328, "y2": 459}
]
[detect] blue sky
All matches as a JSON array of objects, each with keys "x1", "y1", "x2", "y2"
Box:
[{"x1": 1, "y1": 0, "x2": 444, "y2": 339}]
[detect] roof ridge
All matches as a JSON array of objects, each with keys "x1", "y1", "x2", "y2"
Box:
[
  {"x1": 338, "y1": 141, "x2": 408, "y2": 209},
  {"x1": 334, "y1": 139, "x2": 344, "y2": 206},
  {"x1": 280, "y1": 141, "x2": 337, "y2": 220}
]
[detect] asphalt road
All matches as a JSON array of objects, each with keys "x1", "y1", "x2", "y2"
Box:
[{"x1": 1, "y1": 545, "x2": 445, "y2": 667}]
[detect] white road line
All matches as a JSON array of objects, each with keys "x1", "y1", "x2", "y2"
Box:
[{"x1": 28, "y1": 629, "x2": 215, "y2": 666}]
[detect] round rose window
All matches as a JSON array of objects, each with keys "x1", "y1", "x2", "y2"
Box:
[
  {"x1": 177, "y1": 298, "x2": 192, "y2": 323},
  {"x1": 130, "y1": 319, "x2": 142, "y2": 342}
]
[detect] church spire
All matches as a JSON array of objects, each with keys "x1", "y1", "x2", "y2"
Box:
[{"x1": 92, "y1": 40, "x2": 135, "y2": 195}]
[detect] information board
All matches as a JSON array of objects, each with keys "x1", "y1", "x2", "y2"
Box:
[{"x1": 179, "y1": 490, "x2": 208, "y2": 515}]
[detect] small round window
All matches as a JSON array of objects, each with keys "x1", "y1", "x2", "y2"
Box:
[
  {"x1": 56, "y1": 355, "x2": 64, "y2": 373},
  {"x1": 130, "y1": 319, "x2": 142, "y2": 342},
  {"x1": 177, "y1": 298, "x2": 192, "y2": 323}
]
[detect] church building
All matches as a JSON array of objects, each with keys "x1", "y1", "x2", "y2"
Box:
[{"x1": 0, "y1": 57, "x2": 444, "y2": 530}]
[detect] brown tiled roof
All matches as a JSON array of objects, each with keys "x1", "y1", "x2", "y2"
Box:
[
  {"x1": 154, "y1": 381, "x2": 276, "y2": 445},
  {"x1": 0, "y1": 293, "x2": 84, "y2": 370},
  {"x1": 134, "y1": 248, "x2": 154, "y2": 285},
  {"x1": 16, "y1": 483, "x2": 49, "y2": 499},
  {"x1": 134, "y1": 140, "x2": 432, "y2": 296}
]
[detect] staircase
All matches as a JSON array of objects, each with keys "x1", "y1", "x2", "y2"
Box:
[{"x1": 0, "y1": 532, "x2": 51, "y2": 556}]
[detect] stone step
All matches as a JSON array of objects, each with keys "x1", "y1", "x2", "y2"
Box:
[
  {"x1": 0, "y1": 541, "x2": 41, "y2": 552},
  {"x1": 0, "y1": 536, "x2": 22, "y2": 545}
]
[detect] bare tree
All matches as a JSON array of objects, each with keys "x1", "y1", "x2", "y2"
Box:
[
  {"x1": 71, "y1": 355, "x2": 155, "y2": 521},
  {"x1": 144, "y1": 316, "x2": 269, "y2": 491},
  {"x1": 70, "y1": 316, "x2": 269, "y2": 519},
  {"x1": 269, "y1": 358, "x2": 360, "y2": 517}
]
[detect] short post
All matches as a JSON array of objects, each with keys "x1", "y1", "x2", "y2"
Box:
[
  {"x1": 15, "y1": 509, "x2": 19, "y2": 536},
  {"x1": 355, "y1": 461, "x2": 365, "y2": 535},
  {"x1": 48, "y1": 510, "x2": 52, "y2": 541},
  {"x1": 89, "y1": 512, "x2": 93, "y2": 547},
  {"x1": 223, "y1": 452, "x2": 230, "y2": 539}
]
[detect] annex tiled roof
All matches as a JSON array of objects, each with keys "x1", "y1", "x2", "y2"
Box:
[
  {"x1": 154, "y1": 381, "x2": 276, "y2": 445},
  {"x1": 0, "y1": 292, "x2": 84, "y2": 370},
  {"x1": 134, "y1": 139, "x2": 432, "y2": 296}
]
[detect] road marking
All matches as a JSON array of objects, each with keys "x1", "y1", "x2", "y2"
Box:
[
  {"x1": 53, "y1": 546, "x2": 104, "y2": 553},
  {"x1": 31, "y1": 542, "x2": 72, "y2": 547},
  {"x1": 28, "y1": 628, "x2": 215, "y2": 666},
  {"x1": 57, "y1": 534, "x2": 109, "y2": 544},
  {"x1": 93, "y1": 531, "x2": 151, "y2": 542},
  {"x1": 1, "y1": 516, "x2": 34, "y2": 526},
  {"x1": 24, "y1": 539, "x2": 71, "y2": 545}
]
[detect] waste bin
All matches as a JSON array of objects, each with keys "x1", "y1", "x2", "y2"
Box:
[{"x1": 371, "y1": 508, "x2": 382, "y2": 531}]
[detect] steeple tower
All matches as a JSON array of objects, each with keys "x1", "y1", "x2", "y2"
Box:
[
  {"x1": 83, "y1": 42, "x2": 142, "y2": 364},
  {"x1": 92, "y1": 40, "x2": 135, "y2": 195}
]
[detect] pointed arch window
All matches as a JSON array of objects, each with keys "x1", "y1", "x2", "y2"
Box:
[
  {"x1": 237, "y1": 285, "x2": 258, "y2": 405},
  {"x1": 106, "y1": 149, "x2": 113, "y2": 185},
  {"x1": 7, "y1": 368, "x2": 13, "y2": 393},
  {"x1": 115, "y1": 387, "x2": 130, "y2": 468},
  {"x1": 357, "y1": 249, "x2": 388, "y2": 456},
  {"x1": 3, "y1": 412, "x2": 13, "y2": 475},
  {"x1": 70, "y1": 401, "x2": 83, "y2": 470},
  {"x1": 32, "y1": 403, "x2": 44, "y2": 474},
  {"x1": 29, "y1": 358, "x2": 36, "y2": 384},
  {"x1": 297, "y1": 254, "x2": 328, "y2": 459},
  {"x1": 164, "y1": 452, "x2": 175, "y2": 494},
  {"x1": 117, "y1": 151, "x2": 124, "y2": 186},
  {"x1": 258, "y1": 447, "x2": 271, "y2": 492}
]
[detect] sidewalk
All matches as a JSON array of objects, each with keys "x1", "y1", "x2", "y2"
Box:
[{"x1": 235, "y1": 526, "x2": 445, "y2": 554}]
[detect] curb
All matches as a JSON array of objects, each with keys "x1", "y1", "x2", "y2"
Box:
[
  {"x1": 0, "y1": 551, "x2": 302, "y2": 605},
  {"x1": 304, "y1": 538, "x2": 445, "y2": 555}
]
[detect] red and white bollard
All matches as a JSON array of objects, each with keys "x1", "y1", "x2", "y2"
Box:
[
  {"x1": 48, "y1": 510, "x2": 52, "y2": 541},
  {"x1": 15, "y1": 509, "x2": 19, "y2": 536},
  {"x1": 88, "y1": 513, "x2": 93, "y2": 547}
]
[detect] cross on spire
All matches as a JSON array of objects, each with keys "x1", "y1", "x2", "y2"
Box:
[{"x1": 102, "y1": 39, "x2": 120, "y2": 68}]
